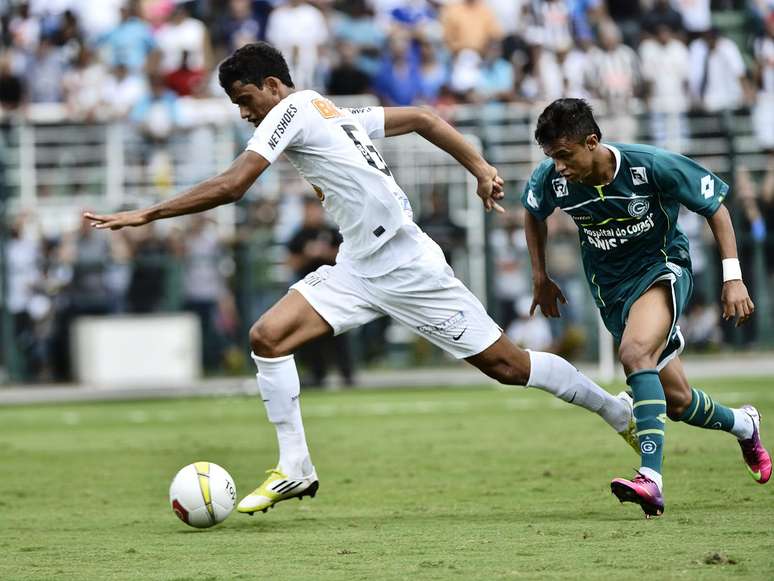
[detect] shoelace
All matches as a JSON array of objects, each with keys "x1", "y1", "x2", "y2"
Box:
[{"x1": 631, "y1": 471, "x2": 654, "y2": 486}]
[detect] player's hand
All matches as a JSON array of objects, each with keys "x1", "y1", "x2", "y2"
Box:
[
  {"x1": 83, "y1": 210, "x2": 149, "y2": 230},
  {"x1": 530, "y1": 275, "x2": 567, "y2": 318},
  {"x1": 476, "y1": 166, "x2": 505, "y2": 213},
  {"x1": 721, "y1": 280, "x2": 754, "y2": 327}
]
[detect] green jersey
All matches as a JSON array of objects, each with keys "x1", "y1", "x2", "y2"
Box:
[{"x1": 520, "y1": 143, "x2": 729, "y2": 307}]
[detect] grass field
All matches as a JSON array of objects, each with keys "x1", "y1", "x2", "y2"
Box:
[{"x1": 1, "y1": 377, "x2": 772, "y2": 580}]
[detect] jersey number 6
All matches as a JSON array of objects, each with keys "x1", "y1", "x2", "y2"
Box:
[{"x1": 341, "y1": 124, "x2": 392, "y2": 177}]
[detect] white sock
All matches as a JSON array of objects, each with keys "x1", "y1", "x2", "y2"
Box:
[
  {"x1": 527, "y1": 350, "x2": 630, "y2": 432},
  {"x1": 252, "y1": 353, "x2": 313, "y2": 478},
  {"x1": 731, "y1": 408, "x2": 754, "y2": 440},
  {"x1": 638, "y1": 467, "x2": 663, "y2": 491}
]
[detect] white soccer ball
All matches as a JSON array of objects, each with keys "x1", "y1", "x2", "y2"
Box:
[{"x1": 169, "y1": 462, "x2": 237, "y2": 528}]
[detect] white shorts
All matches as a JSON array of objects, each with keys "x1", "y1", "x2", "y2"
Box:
[{"x1": 290, "y1": 240, "x2": 502, "y2": 359}]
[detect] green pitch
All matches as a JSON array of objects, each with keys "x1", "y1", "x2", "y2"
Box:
[{"x1": 1, "y1": 377, "x2": 772, "y2": 580}]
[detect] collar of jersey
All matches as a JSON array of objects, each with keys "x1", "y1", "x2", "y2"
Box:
[{"x1": 594, "y1": 143, "x2": 621, "y2": 187}]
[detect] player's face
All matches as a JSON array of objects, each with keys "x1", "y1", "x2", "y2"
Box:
[
  {"x1": 228, "y1": 79, "x2": 282, "y2": 127},
  {"x1": 542, "y1": 135, "x2": 598, "y2": 182}
]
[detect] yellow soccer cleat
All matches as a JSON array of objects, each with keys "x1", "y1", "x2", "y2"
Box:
[
  {"x1": 617, "y1": 391, "x2": 640, "y2": 454},
  {"x1": 237, "y1": 468, "x2": 319, "y2": 515}
]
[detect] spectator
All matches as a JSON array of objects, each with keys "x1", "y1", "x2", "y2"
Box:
[
  {"x1": 506, "y1": 297, "x2": 553, "y2": 352},
  {"x1": 476, "y1": 39, "x2": 515, "y2": 102},
  {"x1": 62, "y1": 43, "x2": 110, "y2": 120},
  {"x1": 6, "y1": 215, "x2": 42, "y2": 380},
  {"x1": 126, "y1": 223, "x2": 172, "y2": 313},
  {"x1": 557, "y1": 39, "x2": 592, "y2": 99},
  {"x1": 98, "y1": 0, "x2": 156, "y2": 74},
  {"x1": 51, "y1": 8, "x2": 82, "y2": 60},
  {"x1": 215, "y1": 0, "x2": 262, "y2": 53},
  {"x1": 102, "y1": 62, "x2": 146, "y2": 119},
  {"x1": 440, "y1": 0, "x2": 502, "y2": 56},
  {"x1": 587, "y1": 19, "x2": 641, "y2": 141},
  {"x1": 449, "y1": 48, "x2": 481, "y2": 100},
  {"x1": 486, "y1": 0, "x2": 525, "y2": 42},
  {"x1": 417, "y1": 190, "x2": 465, "y2": 265},
  {"x1": 326, "y1": 41, "x2": 372, "y2": 96},
  {"x1": 528, "y1": 0, "x2": 574, "y2": 53},
  {"x1": 515, "y1": 39, "x2": 564, "y2": 103},
  {"x1": 388, "y1": 0, "x2": 439, "y2": 36},
  {"x1": 130, "y1": 73, "x2": 181, "y2": 190},
  {"x1": 9, "y1": 1, "x2": 39, "y2": 52},
  {"x1": 566, "y1": 0, "x2": 604, "y2": 44},
  {"x1": 265, "y1": 0, "x2": 329, "y2": 90},
  {"x1": 286, "y1": 196, "x2": 354, "y2": 387},
  {"x1": 164, "y1": 49, "x2": 207, "y2": 96},
  {"x1": 489, "y1": 210, "x2": 529, "y2": 329},
  {"x1": 25, "y1": 36, "x2": 66, "y2": 103},
  {"x1": 331, "y1": 0, "x2": 384, "y2": 51},
  {"x1": 179, "y1": 215, "x2": 229, "y2": 372},
  {"x1": 130, "y1": 72, "x2": 181, "y2": 142},
  {"x1": 640, "y1": 24, "x2": 690, "y2": 151},
  {"x1": 416, "y1": 36, "x2": 448, "y2": 103},
  {"x1": 752, "y1": 13, "x2": 774, "y2": 152},
  {"x1": 605, "y1": 0, "x2": 642, "y2": 47},
  {"x1": 688, "y1": 27, "x2": 748, "y2": 112},
  {"x1": 155, "y1": 4, "x2": 211, "y2": 78},
  {"x1": 748, "y1": 1, "x2": 774, "y2": 35},
  {"x1": 373, "y1": 29, "x2": 422, "y2": 105},
  {"x1": 0, "y1": 51, "x2": 24, "y2": 111},
  {"x1": 330, "y1": 0, "x2": 385, "y2": 77},
  {"x1": 59, "y1": 213, "x2": 124, "y2": 316},
  {"x1": 672, "y1": 0, "x2": 712, "y2": 38},
  {"x1": 641, "y1": 0, "x2": 684, "y2": 36}
]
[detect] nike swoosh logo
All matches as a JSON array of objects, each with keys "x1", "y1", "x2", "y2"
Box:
[
  {"x1": 567, "y1": 392, "x2": 577, "y2": 403},
  {"x1": 452, "y1": 328, "x2": 467, "y2": 341},
  {"x1": 747, "y1": 467, "x2": 762, "y2": 480}
]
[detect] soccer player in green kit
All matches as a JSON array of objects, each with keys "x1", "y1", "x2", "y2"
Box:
[{"x1": 521, "y1": 99, "x2": 771, "y2": 517}]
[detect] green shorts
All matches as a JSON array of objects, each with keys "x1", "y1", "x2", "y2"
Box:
[{"x1": 599, "y1": 262, "x2": 693, "y2": 370}]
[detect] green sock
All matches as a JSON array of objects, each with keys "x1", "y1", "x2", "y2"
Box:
[
  {"x1": 628, "y1": 369, "x2": 667, "y2": 475},
  {"x1": 677, "y1": 388, "x2": 735, "y2": 431}
]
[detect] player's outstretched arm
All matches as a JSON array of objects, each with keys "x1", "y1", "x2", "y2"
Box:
[
  {"x1": 85, "y1": 151, "x2": 269, "y2": 230},
  {"x1": 382, "y1": 107, "x2": 504, "y2": 212},
  {"x1": 525, "y1": 211, "x2": 566, "y2": 318},
  {"x1": 706, "y1": 204, "x2": 755, "y2": 326}
]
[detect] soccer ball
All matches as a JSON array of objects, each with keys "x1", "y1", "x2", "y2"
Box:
[{"x1": 169, "y1": 462, "x2": 237, "y2": 528}]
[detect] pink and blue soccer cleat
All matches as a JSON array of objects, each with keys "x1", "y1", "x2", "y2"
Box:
[
  {"x1": 610, "y1": 472, "x2": 664, "y2": 518},
  {"x1": 738, "y1": 405, "x2": 772, "y2": 484}
]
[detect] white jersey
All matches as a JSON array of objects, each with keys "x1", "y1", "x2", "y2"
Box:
[{"x1": 246, "y1": 89, "x2": 426, "y2": 277}]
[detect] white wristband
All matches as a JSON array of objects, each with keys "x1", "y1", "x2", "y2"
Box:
[{"x1": 722, "y1": 258, "x2": 742, "y2": 282}]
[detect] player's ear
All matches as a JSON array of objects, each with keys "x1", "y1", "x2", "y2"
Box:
[
  {"x1": 264, "y1": 76, "x2": 280, "y2": 96},
  {"x1": 585, "y1": 134, "x2": 599, "y2": 150}
]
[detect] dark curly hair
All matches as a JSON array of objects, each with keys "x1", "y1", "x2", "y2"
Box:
[
  {"x1": 534, "y1": 98, "x2": 602, "y2": 146},
  {"x1": 218, "y1": 42, "x2": 294, "y2": 92}
]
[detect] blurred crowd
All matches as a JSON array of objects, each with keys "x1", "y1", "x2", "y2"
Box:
[{"x1": 0, "y1": 0, "x2": 771, "y2": 125}]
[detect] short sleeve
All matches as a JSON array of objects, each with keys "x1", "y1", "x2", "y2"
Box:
[
  {"x1": 245, "y1": 96, "x2": 305, "y2": 164},
  {"x1": 652, "y1": 150, "x2": 729, "y2": 217},
  {"x1": 520, "y1": 164, "x2": 556, "y2": 221},
  {"x1": 342, "y1": 106, "x2": 385, "y2": 139}
]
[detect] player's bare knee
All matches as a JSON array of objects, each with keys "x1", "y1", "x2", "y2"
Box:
[
  {"x1": 249, "y1": 319, "x2": 285, "y2": 358},
  {"x1": 493, "y1": 360, "x2": 529, "y2": 386},
  {"x1": 618, "y1": 340, "x2": 658, "y2": 372}
]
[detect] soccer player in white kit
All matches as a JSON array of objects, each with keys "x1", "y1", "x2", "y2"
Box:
[{"x1": 86, "y1": 43, "x2": 636, "y2": 515}]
